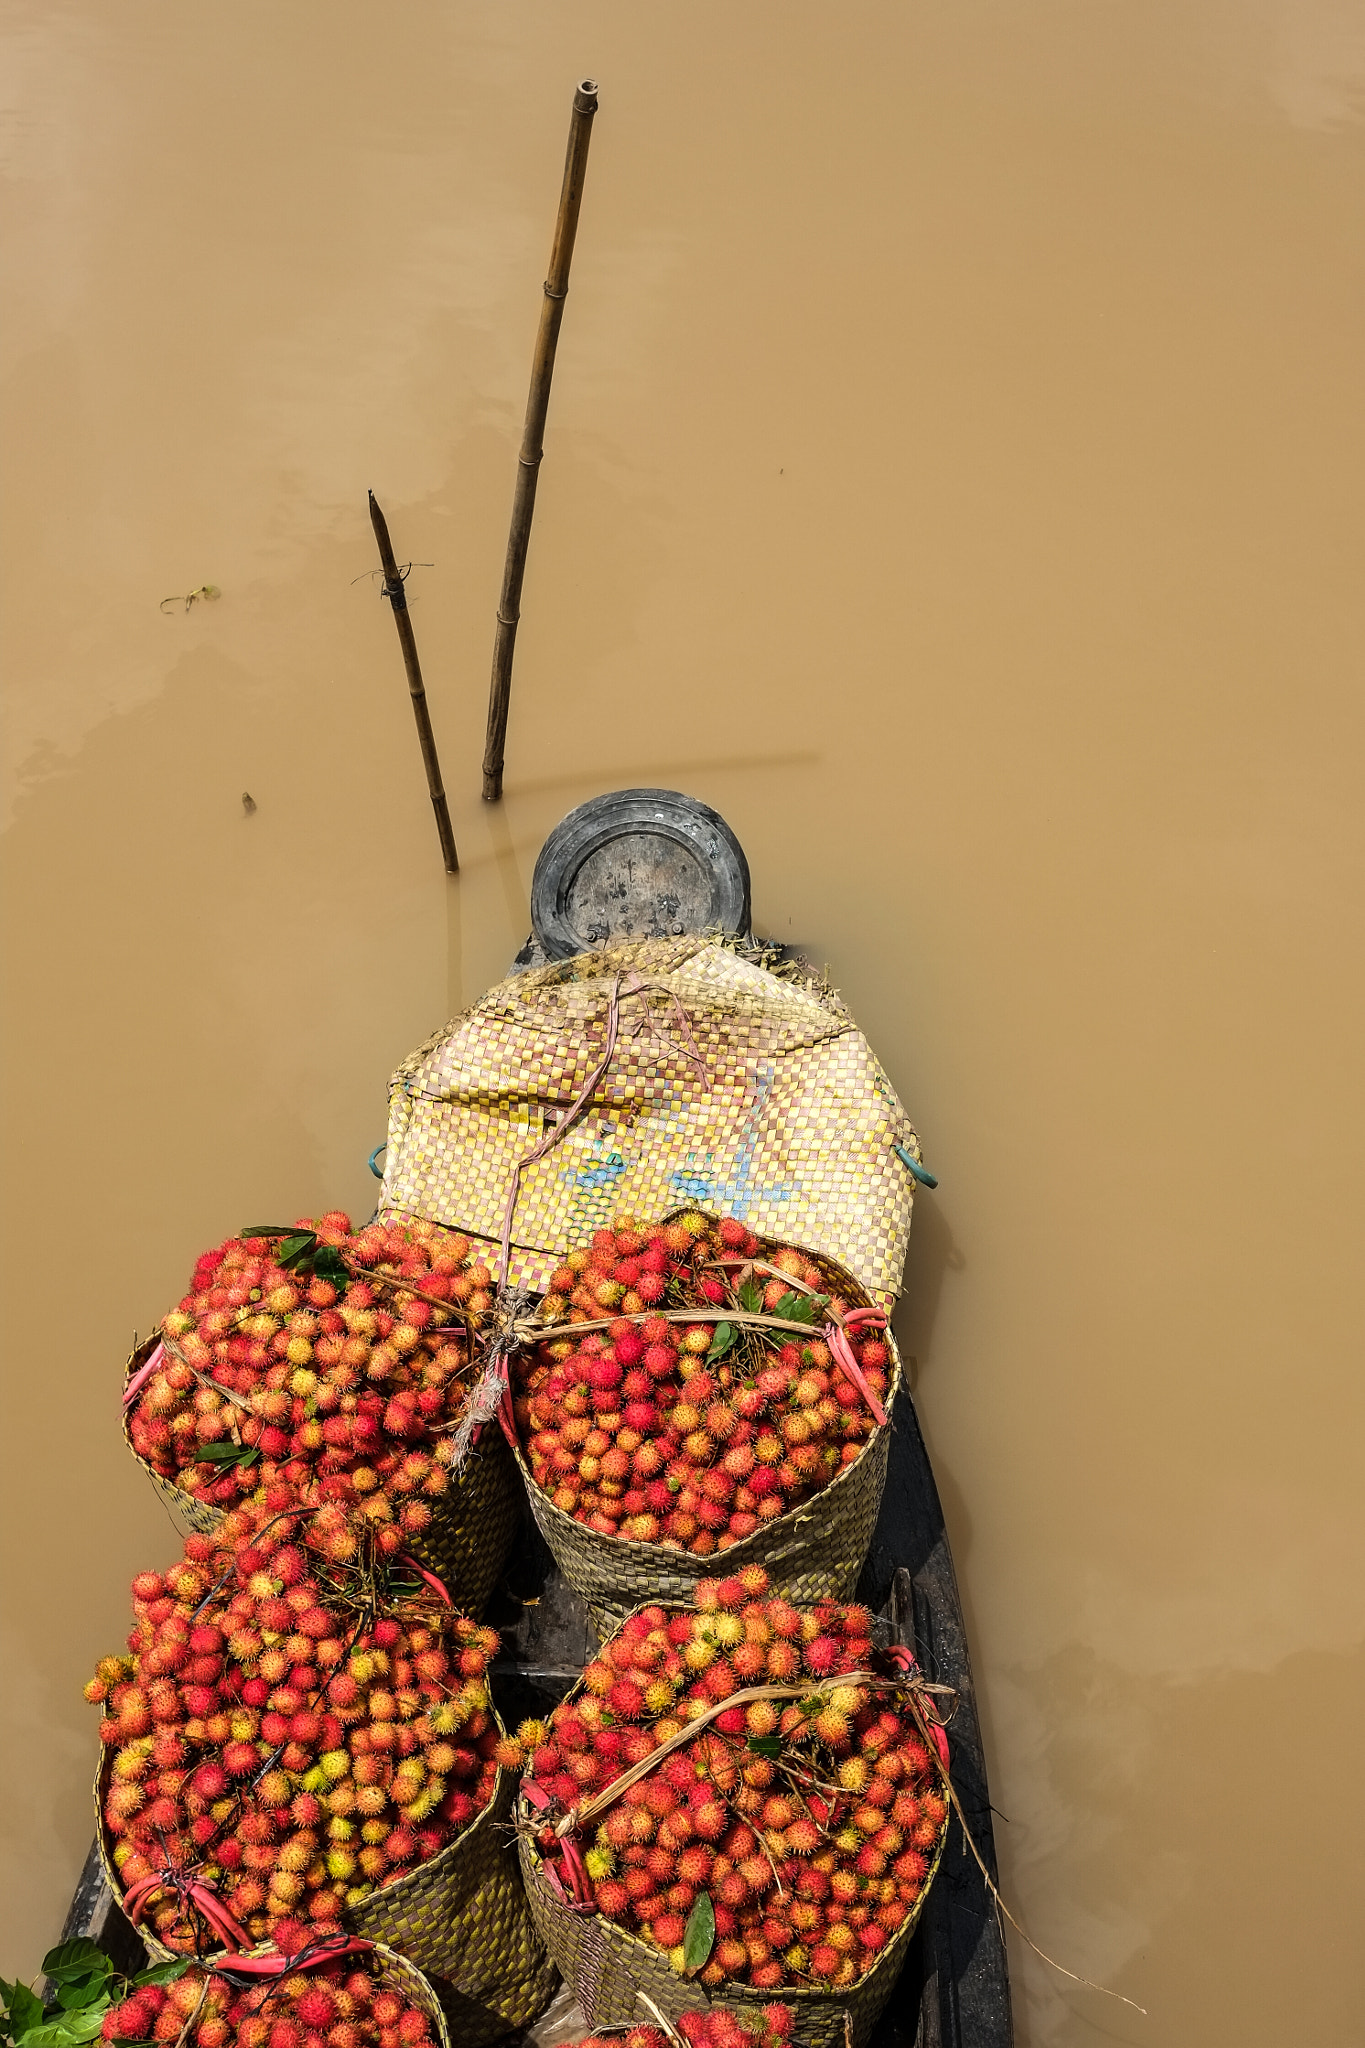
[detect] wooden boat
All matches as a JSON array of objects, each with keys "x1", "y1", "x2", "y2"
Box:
[{"x1": 57, "y1": 792, "x2": 1014, "y2": 2048}]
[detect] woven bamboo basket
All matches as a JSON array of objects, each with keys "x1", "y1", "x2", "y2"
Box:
[
  {"x1": 121, "y1": 1338, "x2": 522, "y2": 1617},
  {"x1": 512, "y1": 1237, "x2": 900, "y2": 1638},
  {"x1": 511, "y1": 1599, "x2": 948, "y2": 2048},
  {"x1": 97, "y1": 1745, "x2": 556, "y2": 2041},
  {"x1": 517, "y1": 1828, "x2": 942, "y2": 2048}
]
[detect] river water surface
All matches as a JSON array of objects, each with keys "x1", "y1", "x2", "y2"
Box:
[{"x1": 3, "y1": 3, "x2": 1363, "y2": 2038}]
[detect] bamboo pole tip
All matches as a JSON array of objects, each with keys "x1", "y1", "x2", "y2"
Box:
[{"x1": 575, "y1": 79, "x2": 599, "y2": 111}]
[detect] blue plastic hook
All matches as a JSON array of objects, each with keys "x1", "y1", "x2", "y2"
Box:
[
  {"x1": 368, "y1": 1144, "x2": 387, "y2": 1180},
  {"x1": 894, "y1": 1143, "x2": 938, "y2": 1190}
]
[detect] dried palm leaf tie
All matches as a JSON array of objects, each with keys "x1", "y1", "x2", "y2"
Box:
[
  {"x1": 123, "y1": 1338, "x2": 165, "y2": 1407},
  {"x1": 447, "y1": 973, "x2": 713, "y2": 1473},
  {"x1": 483, "y1": 1230, "x2": 891, "y2": 1453},
  {"x1": 124, "y1": 1333, "x2": 252, "y2": 1417}
]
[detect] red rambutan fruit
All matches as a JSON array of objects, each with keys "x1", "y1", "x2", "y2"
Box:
[{"x1": 295, "y1": 1992, "x2": 336, "y2": 2032}]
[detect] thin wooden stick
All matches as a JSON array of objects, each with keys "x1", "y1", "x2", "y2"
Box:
[
  {"x1": 368, "y1": 489, "x2": 459, "y2": 873},
  {"x1": 482, "y1": 79, "x2": 599, "y2": 802}
]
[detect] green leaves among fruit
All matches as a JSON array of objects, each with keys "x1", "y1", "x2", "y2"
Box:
[
  {"x1": 0, "y1": 1948, "x2": 191, "y2": 2048},
  {"x1": 706, "y1": 1322, "x2": 736, "y2": 1361},
  {"x1": 771, "y1": 1290, "x2": 823, "y2": 1326},
  {"x1": 238, "y1": 1230, "x2": 349, "y2": 1288},
  {"x1": 194, "y1": 1441, "x2": 259, "y2": 1470},
  {"x1": 682, "y1": 1889, "x2": 716, "y2": 1974}
]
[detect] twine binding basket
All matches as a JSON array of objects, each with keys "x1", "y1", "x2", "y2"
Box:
[
  {"x1": 511, "y1": 1598, "x2": 947, "y2": 2048},
  {"x1": 121, "y1": 1338, "x2": 523, "y2": 1618},
  {"x1": 97, "y1": 1747, "x2": 556, "y2": 2041},
  {"x1": 514, "y1": 1240, "x2": 900, "y2": 1639}
]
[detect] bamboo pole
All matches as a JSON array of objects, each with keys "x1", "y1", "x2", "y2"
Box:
[
  {"x1": 368, "y1": 489, "x2": 459, "y2": 874},
  {"x1": 481, "y1": 79, "x2": 599, "y2": 803}
]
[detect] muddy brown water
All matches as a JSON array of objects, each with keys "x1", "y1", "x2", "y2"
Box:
[{"x1": 3, "y1": 2, "x2": 1364, "y2": 2037}]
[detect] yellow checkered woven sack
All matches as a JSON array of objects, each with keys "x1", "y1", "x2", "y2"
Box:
[{"x1": 381, "y1": 938, "x2": 923, "y2": 1308}]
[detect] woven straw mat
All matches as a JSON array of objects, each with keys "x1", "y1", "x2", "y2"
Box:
[
  {"x1": 380, "y1": 938, "x2": 923, "y2": 1308},
  {"x1": 98, "y1": 1745, "x2": 555, "y2": 2040}
]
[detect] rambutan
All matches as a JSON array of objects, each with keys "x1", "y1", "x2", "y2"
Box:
[{"x1": 295, "y1": 1992, "x2": 336, "y2": 2032}]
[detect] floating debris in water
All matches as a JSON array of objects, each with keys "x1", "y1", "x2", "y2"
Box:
[
  {"x1": 241, "y1": 791, "x2": 256, "y2": 815},
  {"x1": 159, "y1": 584, "x2": 220, "y2": 614}
]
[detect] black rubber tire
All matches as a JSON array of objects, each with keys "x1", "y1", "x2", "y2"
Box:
[{"x1": 529, "y1": 788, "x2": 751, "y2": 960}]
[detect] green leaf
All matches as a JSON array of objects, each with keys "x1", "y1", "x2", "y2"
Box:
[
  {"x1": 311, "y1": 1247, "x2": 350, "y2": 1287},
  {"x1": 746, "y1": 1734, "x2": 782, "y2": 1758},
  {"x1": 774, "y1": 1290, "x2": 820, "y2": 1325},
  {"x1": 240, "y1": 1226, "x2": 294, "y2": 1238},
  {"x1": 276, "y1": 1233, "x2": 318, "y2": 1270},
  {"x1": 17, "y1": 2025, "x2": 72, "y2": 2048},
  {"x1": 54, "y1": 1980, "x2": 105, "y2": 2013},
  {"x1": 22, "y1": 2013, "x2": 107, "y2": 2048},
  {"x1": 63, "y1": 2013, "x2": 108, "y2": 2043},
  {"x1": 2, "y1": 1984, "x2": 43, "y2": 2040},
  {"x1": 738, "y1": 1282, "x2": 763, "y2": 1316},
  {"x1": 38, "y1": 1950, "x2": 103, "y2": 1989},
  {"x1": 682, "y1": 1890, "x2": 715, "y2": 1974},
  {"x1": 196, "y1": 1440, "x2": 255, "y2": 1467},
  {"x1": 706, "y1": 1322, "x2": 735, "y2": 1361},
  {"x1": 131, "y1": 1964, "x2": 192, "y2": 1990}
]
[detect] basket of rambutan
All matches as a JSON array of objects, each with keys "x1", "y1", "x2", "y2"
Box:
[
  {"x1": 94, "y1": 1942, "x2": 451, "y2": 2048},
  {"x1": 504, "y1": 1575, "x2": 950, "y2": 2048},
  {"x1": 122, "y1": 1214, "x2": 522, "y2": 1616},
  {"x1": 87, "y1": 1502, "x2": 555, "y2": 2039},
  {"x1": 561, "y1": 2007, "x2": 794, "y2": 2048},
  {"x1": 507, "y1": 1213, "x2": 899, "y2": 1636}
]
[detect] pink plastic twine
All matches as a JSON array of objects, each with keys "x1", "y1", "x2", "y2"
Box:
[
  {"x1": 885, "y1": 1643, "x2": 952, "y2": 1770},
  {"x1": 122, "y1": 1869, "x2": 255, "y2": 1951},
  {"x1": 123, "y1": 1339, "x2": 165, "y2": 1409},
  {"x1": 218, "y1": 1934, "x2": 376, "y2": 1976},
  {"x1": 825, "y1": 1306, "x2": 889, "y2": 1427},
  {"x1": 396, "y1": 1555, "x2": 452, "y2": 1605}
]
